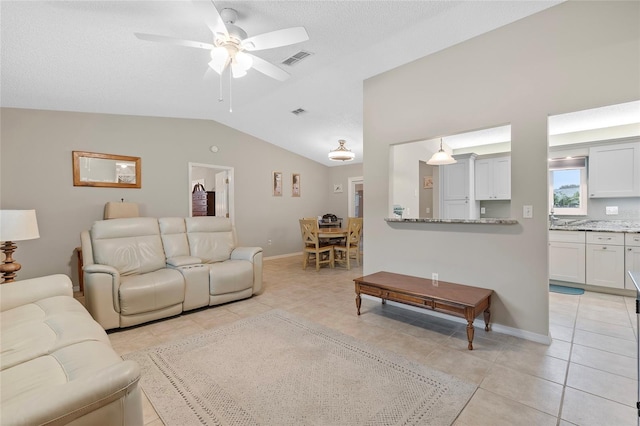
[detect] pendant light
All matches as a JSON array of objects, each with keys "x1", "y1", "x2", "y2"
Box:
[
  {"x1": 427, "y1": 139, "x2": 457, "y2": 165},
  {"x1": 328, "y1": 140, "x2": 355, "y2": 162}
]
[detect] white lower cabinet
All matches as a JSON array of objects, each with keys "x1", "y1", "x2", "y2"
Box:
[
  {"x1": 549, "y1": 231, "x2": 586, "y2": 284},
  {"x1": 586, "y1": 232, "x2": 625, "y2": 289},
  {"x1": 550, "y1": 230, "x2": 639, "y2": 292},
  {"x1": 626, "y1": 233, "x2": 640, "y2": 289}
]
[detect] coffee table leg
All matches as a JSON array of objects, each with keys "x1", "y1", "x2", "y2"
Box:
[
  {"x1": 466, "y1": 320, "x2": 475, "y2": 350},
  {"x1": 356, "y1": 293, "x2": 361, "y2": 315},
  {"x1": 484, "y1": 308, "x2": 491, "y2": 332}
]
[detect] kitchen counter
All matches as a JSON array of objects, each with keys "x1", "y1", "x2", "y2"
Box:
[
  {"x1": 549, "y1": 219, "x2": 640, "y2": 233},
  {"x1": 385, "y1": 218, "x2": 519, "y2": 225}
]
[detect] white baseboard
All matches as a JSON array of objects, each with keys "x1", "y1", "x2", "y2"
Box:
[
  {"x1": 361, "y1": 295, "x2": 551, "y2": 345},
  {"x1": 264, "y1": 252, "x2": 302, "y2": 260}
]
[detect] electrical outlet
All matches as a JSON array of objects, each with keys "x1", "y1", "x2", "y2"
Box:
[
  {"x1": 605, "y1": 206, "x2": 618, "y2": 215},
  {"x1": 267, "y1": 239, "x2": 272, "y2": 245},
  {"x1": 432, "y1": 273, "x2": 439, "y2": 286},
  {"x1": 480, "y1": 207, "x2": 486, "y2": 214},
  {"x1": 426, "y1": 207, "x2": 430, "y2": 214},
  {"x1": 523, "y1": 205, "x2": 533, "y2": 219}
]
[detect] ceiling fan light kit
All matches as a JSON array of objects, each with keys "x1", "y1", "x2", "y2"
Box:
[
  {"x1": 427, "y1": 139, "x2": 457, "y2": 165},
  {"x1": 135, "y1": 2, "x2": 308, "y2": 82},
  {"x1": 328, "y1": 140, "x2": 355, "y2": 162}
]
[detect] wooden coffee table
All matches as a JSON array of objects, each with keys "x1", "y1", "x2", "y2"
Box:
[{"x1": 354, "y1": 271, "x2": 493, "y2": 350}]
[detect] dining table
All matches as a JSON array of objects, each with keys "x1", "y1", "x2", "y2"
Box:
[{"x1": 317, "y1": 227, "x2": 348, "y2": 239}]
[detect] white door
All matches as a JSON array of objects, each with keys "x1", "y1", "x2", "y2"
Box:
[{"x1": 215, "y1": 171, "x2": 228, "y2": 217}]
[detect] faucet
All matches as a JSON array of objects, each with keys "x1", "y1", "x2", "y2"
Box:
[{"x1": 549, "y1": 208, "x2": 557, "y2": 226}]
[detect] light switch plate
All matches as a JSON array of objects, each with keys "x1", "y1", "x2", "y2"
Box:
[
  {"x1": 605, "y1": 206, "x2": 618, "y2": 215},
  {"x1": 523, "y1": 205, "x2": 533, "y2": 218}
]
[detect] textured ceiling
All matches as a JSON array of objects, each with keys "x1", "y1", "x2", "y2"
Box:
[{"x1": 2, "y1": 1, "x2": 565, "y2": 166}]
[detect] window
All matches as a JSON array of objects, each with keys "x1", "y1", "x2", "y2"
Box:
[{"x1": 548, "y1": 157, "x2": 588, "y2": 216}]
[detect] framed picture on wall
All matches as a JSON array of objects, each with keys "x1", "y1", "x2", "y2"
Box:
[
  {"x1": 273, "y1": 171, "x2": 283, "y2": 196},
  {"x1": 423, "y1": 176, "x2": 433, "y2": 189},
  {"x1": 292, "y1": 173, "x2": 300, "y2": 197}
]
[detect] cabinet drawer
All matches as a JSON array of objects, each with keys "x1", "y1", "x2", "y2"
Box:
[
  {"x1": 586, "y1": 232, "x2": 624, "y2": 245},
  {"x1": 192, "y1": 199, "x2": 207, "y2": 207},
  {"x1": 625, "y1": 233, "x2": 640, "y2": 247},
  {"x1": 549, "y1": 231, "x2": 586, "y2": 243},
  {"x1": 192, "y1": 193, "x2": 206, "y2": 201}
]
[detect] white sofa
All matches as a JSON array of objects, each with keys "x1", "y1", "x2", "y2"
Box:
[
  {"x1": 0, "y1": 274, "x2": 143, "y2": 425},
  {"x1": 80, "y1": 216, "x2": 263, "y2": 330}
]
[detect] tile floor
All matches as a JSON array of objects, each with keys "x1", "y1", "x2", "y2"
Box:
[{"x1": 93, "y1": 256, "x2": 639, "y2": 426}]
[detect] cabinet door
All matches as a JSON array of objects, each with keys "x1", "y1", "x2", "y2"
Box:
[
  {"x1": 474, "y1": 159, "x2": 492, "y2": 200},
  {"x1": 549, "y1": 242, "x2": 586, "y2": 284},
  {"x1": 443, "y1": 160, "x2": 469, "y2": 200},
  {"x1": 492, "y1": 156, "x2": 511, "y2": 200},
  {"x1": 626, "y1": 247, "x2": 640, "y2": 290},
  {"x1": 586, "y1": 244, "x2": 625, "y2": 288},
  {"x1": 589, "y1": 142, "x2": 640, "y2": 198},
  {"x1": 443, "y1": 199, "x2": 470, "y2": 219}
]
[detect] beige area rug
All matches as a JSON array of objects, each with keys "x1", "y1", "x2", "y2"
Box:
[{"x1": 124, "y1": 309, "x2": 477, "y2": 425}]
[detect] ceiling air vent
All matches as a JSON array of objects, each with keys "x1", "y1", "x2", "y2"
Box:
[
  {"x1": 291, "y1": 108, "x2": 306, "y2": 115},
  {"x1": 282, "y1": 50, "x2": 313, "y2": 66}
]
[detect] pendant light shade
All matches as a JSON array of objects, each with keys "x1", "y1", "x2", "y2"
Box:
[
  {"x1": 427, "y1": 139, "x2": 457, "y2": 165},
  {"x1": 328, "y1": 139, "x2": 355, "y2": 162}
]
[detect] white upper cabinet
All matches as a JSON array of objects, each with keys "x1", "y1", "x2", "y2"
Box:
[
  {"x1": 475, "y1": 156, "x2": 511, "y2": 200},
  {"x1": 589, "y1": 141, "x2": 640, "y2": 198}
]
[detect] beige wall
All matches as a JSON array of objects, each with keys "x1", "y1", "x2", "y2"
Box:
[
  {"x1": 363, "y1": 1, "x2": 640, "y2": 340},
  {"x1": 0, "y1": 108, "x2": 342, "y2": 285}
]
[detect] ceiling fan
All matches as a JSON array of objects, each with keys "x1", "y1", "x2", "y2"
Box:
[{"x1": 134, "y1": 1, "x2": 309, "y2": 82}]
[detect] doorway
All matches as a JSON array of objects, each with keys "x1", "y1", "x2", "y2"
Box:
[
  {"x1": 348, "y1": 176, "x2": 363, "y2": 217},
  {"x1": 188, "y1": 163, "x2": 234, "y2": 222}
]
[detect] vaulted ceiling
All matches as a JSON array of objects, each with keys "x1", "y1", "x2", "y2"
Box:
[{"x1": 1, "y1": 1, "x2": 563, "y2": 166}]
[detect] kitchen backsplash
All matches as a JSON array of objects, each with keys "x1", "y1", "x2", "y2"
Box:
[{"x1": 572, "y1": 197, "x2": 640, "y2": 221}]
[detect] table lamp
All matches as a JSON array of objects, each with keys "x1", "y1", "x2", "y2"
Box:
[{"x1": 0, "y1": 210, "x2": 40, "y2": 283}]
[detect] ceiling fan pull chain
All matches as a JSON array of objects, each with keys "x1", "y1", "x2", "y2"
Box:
[
  {"x1": 229, "y1": 69, "x2": 233, "y2": 113},
  {"x1": 218, "y1": 72, "x2": 223, "y2": 103}
]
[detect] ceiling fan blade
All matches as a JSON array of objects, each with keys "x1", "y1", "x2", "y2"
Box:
[
  {"x1": 134, "y1": 33, "x2": 214, "y2": 50},
  {"x1": 190, "y1": 0, "x2": 228, "y2": 37},
  {"x1": 247, "y1": 54, "x2": 290, "y2": 81},
  {"x1": 242, "y1": 27, "x2": 309, "y2": 51}
]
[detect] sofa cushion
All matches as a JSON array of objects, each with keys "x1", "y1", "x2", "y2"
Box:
[
  {"x1": 91, "y1": 218, "x2": 166, "y2": 276},
  {"x1": 208, "y1": 260, "x2": 254, "y2": 295},
  {"x1": 185, "y1": 217, "x2": 235, "y2": 263},
  {"x1": 159, "y1": 217, "x2": 191, "y2": 259},
  {"x1": 119, "y1": 268, "x2": 185, "y2": 315},
  {"x1": 0, "y1": 296, "x2": 110, "y2": 370}
]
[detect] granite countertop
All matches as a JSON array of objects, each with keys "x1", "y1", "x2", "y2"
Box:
[
  {"x1": 549, "y1": 219, "x2": 640, "y2": 233},
  {"x1": 385, "y1": 218, "x2": 519, "y2": 225}
]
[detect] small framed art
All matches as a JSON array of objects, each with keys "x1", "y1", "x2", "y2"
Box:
[
  {"x1": 273, "y1": 171, "x2": 283, "y2": 196},
  {"x1": 292, "y1": 173, "x2": 300, "y2": 197}
]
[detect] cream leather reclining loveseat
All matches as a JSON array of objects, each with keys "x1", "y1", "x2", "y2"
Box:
[
  {"x1": 0, "y1": 274, "x2": 142, "y2": 425},
  {"x1": 81, "y1": 216, "x2": 262, "y2": 330}
]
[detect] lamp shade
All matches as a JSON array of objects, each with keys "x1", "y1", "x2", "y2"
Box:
[
  {"x1": 328, "y1": 140, "x2": 355, "y2": 162},
  {"x1": 0, "y1": 210, "x2": 40, "y2": 242},
  {"x1": 427, "y1": 139, "x2": 457, "y2": 165}
]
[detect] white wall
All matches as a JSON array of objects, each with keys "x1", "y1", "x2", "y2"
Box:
[
  {"x1": 363, "y1": 1, "x2": 640, "y2": 339},
  {"x1": 0, "y1": 108, "x2": 332, "y2": 285}
]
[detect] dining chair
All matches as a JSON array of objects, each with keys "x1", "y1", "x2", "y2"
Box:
[
  {"x1": 334, "y1": 217, "x2": 363, "y2": 270},
  {"x1": 299, "y1": 219, "x2": 334, "y2": 271}
]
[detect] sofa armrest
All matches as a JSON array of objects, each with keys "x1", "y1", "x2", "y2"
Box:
[
  {"x1": 83, "y1": 264, "x2": 122, "y2": 329},
  {"x1": 1, "y1": 360, "x2": 142, "y2": 426},
  {"x1": 166, "y1": 256, "x2": 202, "y2": 267},
  {"x1": 230, "y1": 246, "x2": 263, "y2": 262},
  {"x1": 0, "y1": 274, "x2": 73, "y2": 312}
]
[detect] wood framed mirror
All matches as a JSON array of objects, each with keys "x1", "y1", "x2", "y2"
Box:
[{"x1": 72, "y1": 151, "x2": 141, "y2": 188}]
